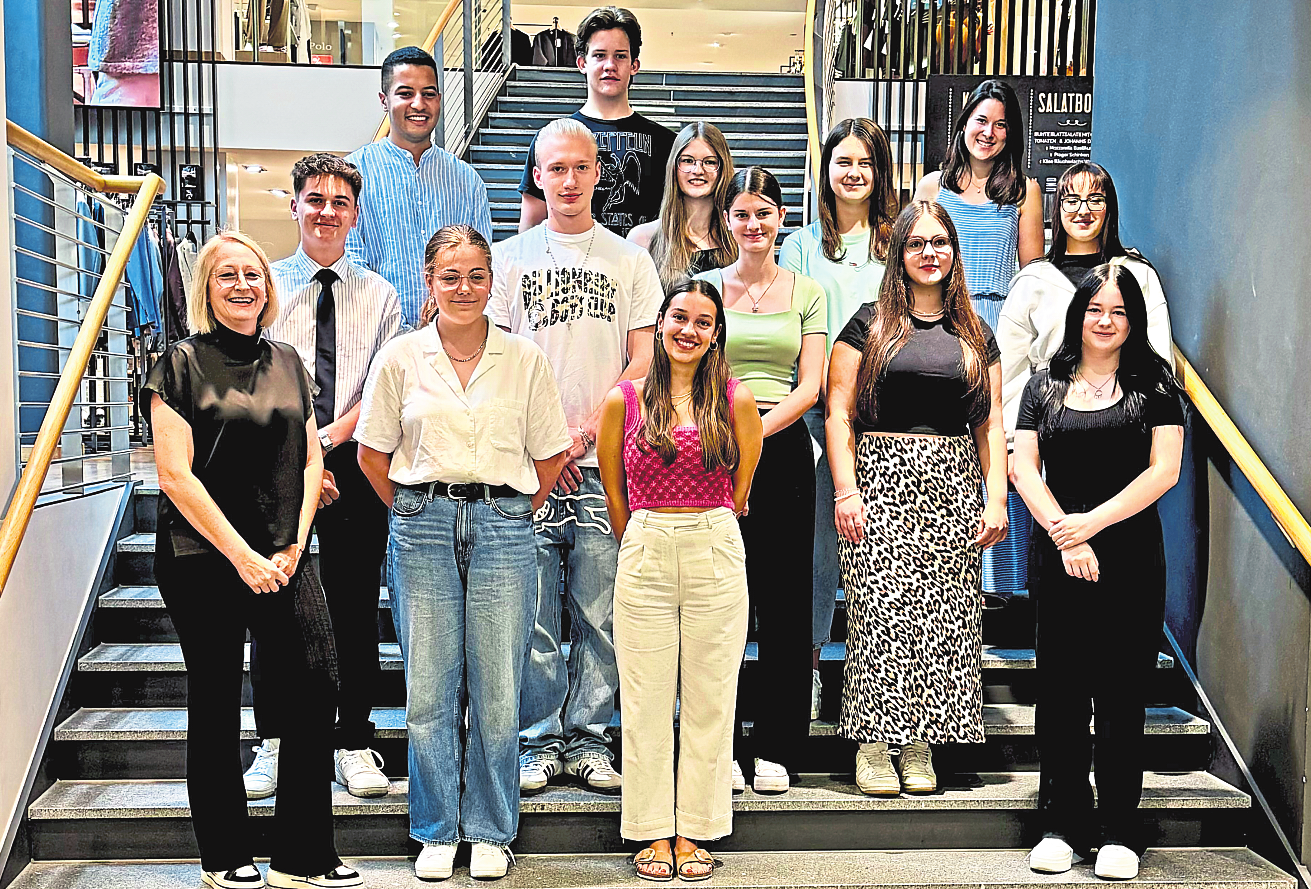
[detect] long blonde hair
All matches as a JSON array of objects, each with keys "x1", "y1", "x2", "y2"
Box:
[
  {"x1": 188, "y1": 230, "x2": 279, "y2": 335},
  {"x1": 649, "y1": 123, "x2": 737, "y2": 289}
]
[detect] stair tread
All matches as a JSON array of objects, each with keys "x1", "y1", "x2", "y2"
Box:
[
  {"x1": 99, "y1": 585, "x2": 390, "y2": 608},
  {"x1": 8, "y1": 848, "x2": 1294, "y2": 888},
  {"x1": 27, "y1": 771, "x2": 1251, "y2": 820},
  {"x1": 501, "y1": 95, "x2": 806, "y2": 107},
  {"x1": 480, "y1": 128, "x2": 808, "y2": 140},
  {"x1": 487, "y1": 115, "x2": 809, "y2": 126},
  {"x1": 53, "y1": 704, "x2": 1211, "y2": 741}
]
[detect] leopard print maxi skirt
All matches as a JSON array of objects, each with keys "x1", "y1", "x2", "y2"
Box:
[{"x1": 837, "y1": 432, "x2": 986, "y2": 745}]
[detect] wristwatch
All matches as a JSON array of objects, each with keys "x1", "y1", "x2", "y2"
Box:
[{"x1": 319, "y1": 429, "x2": 335, "y2": 454}]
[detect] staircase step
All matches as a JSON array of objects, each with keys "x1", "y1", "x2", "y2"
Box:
[
  {"x1": 484, "y1": 114, "x2": 809, "y2": 134},
  {"x1": 496, "y1": 96, "x2": 806, "y2": 117},
  {"x1": 79, "y1": 641, "x2": 1171, "y2": 675},
  {"x1": 512, "y1": 68, "x2": 805, "y2": 88},
  {"x1": 9, "y1": 848, "x2": 1294, "y2": 889},
  {"x1": 506, "y1": 82, "x2": 805, "y2": 104},
  {"x1": 98, "y1": 584, "x2": 389, "y2": 609},
  {"x1": 54, "y1": 704, "x2": 1210, "y2": 743},
  {"x1": 477, "y1": 127, "x2": 809, "y2": 151},
  {"x1": 469, "y1": 144, "x2": 807, "y2": 166},
  {"x1": 476, "y1": 163, "x2": 804, "y2": 184},
  {"x1": 480, "y1": 184, "x2": 807, "y2": 205}
]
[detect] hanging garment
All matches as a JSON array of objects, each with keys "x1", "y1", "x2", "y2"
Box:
[
  {"x1": 76, "y1": 197, "x2": 107, "y2": 300},
  {"x1": 123, "y1": 224, "x2": 164, "y2": 334},
  {"x1": 531, "y1": 27, "x2": 576, "y2": 67}
]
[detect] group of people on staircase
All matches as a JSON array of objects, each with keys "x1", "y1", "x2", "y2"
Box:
[{"x1": 143, "y1": 5, "x2": 1183, "y2": 885}]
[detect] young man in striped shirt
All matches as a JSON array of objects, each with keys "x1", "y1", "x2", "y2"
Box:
[
  {"x1": 345, "y1": 46, "x2": 492, "y2": 326},
  {"x1": 248, "y1": 153, "x2": 407, "y2": 801}
]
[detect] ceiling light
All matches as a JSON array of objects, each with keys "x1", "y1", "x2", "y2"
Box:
[
  {"x1": 268, "y1": 188, "x2": 291, "y2": 198},
  {"x1": 389, "y1": 20, "x2": 400, "y2": 28},
  {"x1": 709, "y1": 41, "x2": 721, "y2": 47},
  {"x1": 242, "y1": 164, "x2": 267, "y2": 174}
]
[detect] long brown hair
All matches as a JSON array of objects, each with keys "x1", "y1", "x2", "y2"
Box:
[
  {"x1": 817, "y1": 118, "x2": 897, "y2": 264},
  {"x1": 650, "y1": 122, "x2": 738, "y2": 289},
  {"x1": 640, "y1": 278, "x2": 739, "y2": 472},
  {"x1": 854, "y1": 201, "x2": 991, "y2": 427},
  {"x1": 939, "y1": 79, "x2": 1027, "y2": 206},
  {"x1": 418, "y1": 224, "x2": 492, "y2": 329}
]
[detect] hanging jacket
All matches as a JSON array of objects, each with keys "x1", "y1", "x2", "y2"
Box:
[{"x1": 531, "y1": 28, "x2": 576, "y2": 67}]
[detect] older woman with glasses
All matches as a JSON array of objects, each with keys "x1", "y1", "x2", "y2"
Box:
[
  {"x1": 146, "y1": 231, "x2": 357, "y2": 889},
  {"x1": 356, "y1": 225, "x2": 572, "y2": 882}
]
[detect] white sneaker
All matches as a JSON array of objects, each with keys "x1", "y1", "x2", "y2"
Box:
[
  {"x1": 564, "y1": 753, "x2": 622, "y2": 793},
  {"x1": 731, "y1": 760, "x2": 746, "y2": 793},
  {"x1": 202, "y1": 865, "x2": 265, "y2": 888},
  {"x1": 243, "y1": 738, "x2": 279, "y2": 800},
  {"x1": 855, "y1": 742, "x2": 900, "y2": 795},
  {"x1": 1094, "y1": 844, "x2": 1139, "y2": 880},
  {"x1": 899, "y1": 740, "x2": 936, "y2": 793},
  {"x1": 752, "y1": 758, "x2": 790, "y2": 793},
  {"x1": 1030, "y1": 836, "x2": 1083, "y2": 873},
  {"x1": 265, "y1": 865, "x2": 362, "y2": 888},
  {"x1": 334, "y1": 748, "x2": 390, "y2": 798},
  {"x1": 519, "y1": 755, "x2": 562, "y2": 794},
  {"x1": 415, "y1": 843, "x2": 457, "y2": 880},
  {"x1": 811, "y1": 668, "x2": 822, "y2": 720},
  {"x1": 469, "y1": 843, "x2": 512, "y2": 879}
]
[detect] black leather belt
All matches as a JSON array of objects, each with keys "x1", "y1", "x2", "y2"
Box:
[{"x1": 405, "y1": 481, "x2": 521, "y2": 501}]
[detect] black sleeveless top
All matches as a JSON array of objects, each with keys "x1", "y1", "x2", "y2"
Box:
[{"x1": 143, "y1": 323, "x2": 314, "y2": 558}]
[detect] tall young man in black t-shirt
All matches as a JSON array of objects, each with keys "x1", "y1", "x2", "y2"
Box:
[{"x1": 516, "y1": 6, "x2": 675, "y2": 238}]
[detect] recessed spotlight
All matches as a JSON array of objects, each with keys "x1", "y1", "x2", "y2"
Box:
[
  {"x1": 709, "y1": 41, "x2": 721, "y2": 47},
  {"x1": 719, "y1": 32, "x2": 734, "y2": 36},
  {"x1": 388, "y1": 20, "x2": 400, "y2": 28},
  {"x1": 242, "y1": 164, "x2": 267, "y2": 174},
  {"x1": 268, "y1": 188, "x2": 291, "y2": 198}
]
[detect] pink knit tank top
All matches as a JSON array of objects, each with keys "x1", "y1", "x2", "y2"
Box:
[{"x1": 620, "y1": 379, "x2": 738, "y2": 511}]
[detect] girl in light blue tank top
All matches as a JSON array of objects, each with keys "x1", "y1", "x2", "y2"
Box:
[{"x1": 918, "y1": 78, "x2": 1043, "y2": 602}]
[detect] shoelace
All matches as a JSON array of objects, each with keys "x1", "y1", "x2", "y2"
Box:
[
  {"x1": 858, "y1": 749, "x2": 896, "y2": 777},
  {"x1": 577, "y1": 758, "x2": 615, "y2": 778},
  {"x1": 248, "y1": 745, "x2": 277, "y2": 775},
  {"x1": 342, "y1": 749, "x2": 385, "y2": 772},
  {"x1": 902, "y1": 745, "x2": 930, "y2": 771}
]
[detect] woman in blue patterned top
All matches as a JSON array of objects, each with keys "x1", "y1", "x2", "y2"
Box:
[{"x1": 915, "y1": 78, "x2": 1043, "y2": 606}]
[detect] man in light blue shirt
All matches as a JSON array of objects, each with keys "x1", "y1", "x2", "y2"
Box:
[{"x1": 345, "y1": 46, "x2": 492, "y2": 326}]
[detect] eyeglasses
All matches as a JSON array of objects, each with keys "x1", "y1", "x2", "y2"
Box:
[
  {"x1": 1060, "y1": 194, "x2": 1107, "y2": 213},
  {"x1": 211, "y1": 270, "x2": 266, "y2": 289},
  {"x1": 904, "y1": 236, "x2": 953, "y2": 255},
  {"x1": 433, "y1": 272, "x2": 490, "y2": 289},
  {"x1": 677, "y1": 156, "x2": 721, "y2": 172}
]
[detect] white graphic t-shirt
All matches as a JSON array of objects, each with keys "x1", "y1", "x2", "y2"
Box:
[{"x1": 489, "y1": 223, "x2": 663, "y2": 469}]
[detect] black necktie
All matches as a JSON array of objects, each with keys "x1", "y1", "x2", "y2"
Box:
[{"x1": 313, "y1": 269, "x2": 338, "y2": 429}]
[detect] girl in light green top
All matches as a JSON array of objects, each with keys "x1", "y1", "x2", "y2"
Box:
[
  {"x1": 777, "y1": 118, "x2": 899, "y2": 713},
  {"x1": 694, "y1": 166, "x2": 825, "y2": 798}
]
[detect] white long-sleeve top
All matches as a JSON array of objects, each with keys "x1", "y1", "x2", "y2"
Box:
[{"x1": 997, "y1": 255, "x2": 1173, "y2": 443}]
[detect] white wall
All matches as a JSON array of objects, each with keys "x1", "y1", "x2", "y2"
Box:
[
  {"x1": 0, "y1": 488, "x2": 127, "y2": 873},
  {"x1": 216, "y1": 63, "x2": 384, "y2": 152}
]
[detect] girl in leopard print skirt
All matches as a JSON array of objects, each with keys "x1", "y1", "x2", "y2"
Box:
[{"x1": 825, "y1": 200, "x2": 1009, "y2": 795}]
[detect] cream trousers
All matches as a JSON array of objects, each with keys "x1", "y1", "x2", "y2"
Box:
[{"x1": 614, "y1": 507, "x2": 749, "y2": 841}]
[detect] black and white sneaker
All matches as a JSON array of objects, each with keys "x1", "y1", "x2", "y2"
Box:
[
  {"x1": 564, "y1": 753, "x2": 622, "y2": 793},
  {"x1": 265, "y1": 864, "x2": 363, "y2": 888},
  {"x1": 202, "y1": 865, "x2": 265, "y2": 889}
]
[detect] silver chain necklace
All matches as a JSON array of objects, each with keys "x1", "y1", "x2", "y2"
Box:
[
  {"x1": 1076, "y1": 370, "x2": 1117, "y2": 399},
  {"x1": 543, "y1": 224, "x2": 598, "y2": 298},
  {"x1": 444, "y1": 330, "x2": 488, "y2": 363}
]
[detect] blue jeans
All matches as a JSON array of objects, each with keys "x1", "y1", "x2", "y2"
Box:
[
  {"x1": 519, "y1": 467, "x2": 619, "y2": 763},
  {"x1": 388, "y1": 485, "x2": 535, "y2": 848},
  {"x1": 805, "y1": 405, "x2": 840, "y2": 649}
]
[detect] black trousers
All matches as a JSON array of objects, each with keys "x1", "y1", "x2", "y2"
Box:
[
  {"x1": 1034, "y1": 512, "x2": 1166, "y2": 855},
  {"x1": 157, "y1": 549, "x2": 339, "y2": 876},
  {"x1": 734, "y1": 413, "x2": 816, "y2": 770},
  {"x1": 251, "y1": 445, "x2": 388, "y2": 748}
]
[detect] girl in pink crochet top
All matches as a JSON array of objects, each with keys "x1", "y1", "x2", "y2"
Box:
[{"x1": 597, "y1": 278, "x2": 762, "y2": 881}]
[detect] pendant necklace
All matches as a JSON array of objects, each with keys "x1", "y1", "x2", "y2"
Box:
[
  {"x1": 738, "y1": 263, "x2": 780, "y2": 313},
  {"x1": 909, "y1": 307, "x2": 944, "y2": 321},
  {"x1": 544, "y1": 224, "x2": 598, "y2": 331},
  {"x1": 1078, "y1": 370, "x2": 1117, "y2": 399}
]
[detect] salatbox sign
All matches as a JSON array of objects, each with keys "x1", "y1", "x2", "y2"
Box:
[{"x1": 923, "y1": 75, "x2": 1094, "y2": 197}]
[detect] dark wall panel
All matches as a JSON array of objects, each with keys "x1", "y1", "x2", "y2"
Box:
[{"x1": 1091, "y1": 0, "x2": 1311, "y2": 863}]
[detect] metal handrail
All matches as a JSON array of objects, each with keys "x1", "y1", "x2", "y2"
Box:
[
  {"x1": 1173, "y1": 345, "x2": 1311, "y2": 566},
  {"x1": 371, "y1": 0, "x2": 466, "y2": 145},
  {"x1": 802, "y1": 0, "x2": 821, "y2": 203},
  {"x1": 0, "y1": 121, "x2": 165, "y2": 596}
]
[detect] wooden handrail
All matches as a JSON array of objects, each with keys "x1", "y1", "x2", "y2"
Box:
[
  {"x1": 0, "y1": 123, "x2": 166, "y2": 596},
  {"x1": 372, "y1": 0, "x2": 465, "y2": 144},
  {"x1": 802, "y1": 0, "x2": 821, "y2": 200},
  {"x1": 1174, "y1": 344, "x2": 1311, "y2": 566}
]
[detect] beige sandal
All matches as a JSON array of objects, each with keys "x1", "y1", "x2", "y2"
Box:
[
  {"x1": 634, "y1": 845, "x2": 674, "y2": 882},
  {"x1": 675, "y1": 846, "x2": 718, "y2": 882}
]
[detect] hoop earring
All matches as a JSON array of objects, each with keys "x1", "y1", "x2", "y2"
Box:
[{"x1": 710, "y1": 340, "x2": 719, "y2": 350}]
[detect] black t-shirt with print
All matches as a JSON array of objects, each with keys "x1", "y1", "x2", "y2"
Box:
[{"x1": 518, "y1": 110, "x2": 675, "y2": 238}]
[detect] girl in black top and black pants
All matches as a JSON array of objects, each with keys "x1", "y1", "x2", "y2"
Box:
[
  {"x1": 1012, "y1": 261, "x2": 1184, "y2": 881},
  {"x1": 145, "y1": 232, "x2": 359, "y2": 889}
]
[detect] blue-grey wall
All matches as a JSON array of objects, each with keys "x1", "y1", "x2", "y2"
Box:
[
  {"x1": 1092, "y1": 0, "x2": 1311, "y2": 863},
  {"x1": 4, "y1": 0, "x2": 73, "y2": 148}
]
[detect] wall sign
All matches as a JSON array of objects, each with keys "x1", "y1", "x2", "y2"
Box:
[
  {"x1": 924, "y1": 75, "x2": 1094, "y2": 198},
  {"x1": 179, "y1": 164, "x2": 203, "y2": 202}
]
